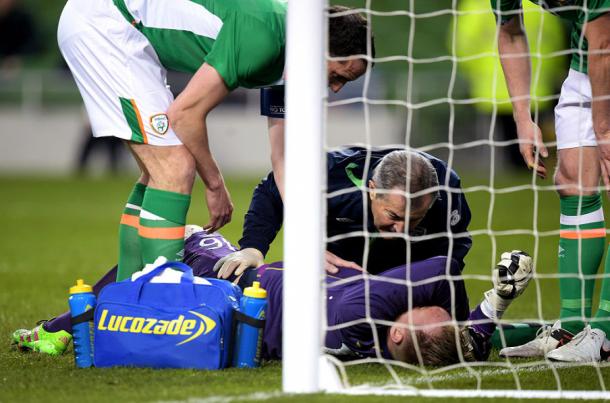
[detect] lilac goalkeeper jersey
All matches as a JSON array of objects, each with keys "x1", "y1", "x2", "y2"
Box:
[
  {"x1": 258, "y1": 256, "x2": 471, "y2": 360},
  {"x1": 182, "y1": 231, "x2": 473, "y2": 360},
  {"x1": 182, "y1": 230, "x2": 238, "y2": 276}
]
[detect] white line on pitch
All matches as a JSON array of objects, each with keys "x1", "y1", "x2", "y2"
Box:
[
  {"x1": 348, "y1": 362, "x2": 609, "y2": 388},
  {"x1": 157, "y1": 391, "x2": 284, "y2": 403}
]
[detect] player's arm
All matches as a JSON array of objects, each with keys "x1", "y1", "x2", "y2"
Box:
[
  {"x1": 449, "y1": 175, "x2": 473, "y2": 271},
  {"x1": 240, "y1": 172, "x2": 284, "y2": 254},
  {"x1": 496, "y1": 7, "x2": 548, "y2": 178},
  {"x1": 260, "y1": 86, "x2": 286, "y2": 199},
  {"x1": 167, "y1": 63, "x2": 234, "y2": 232},
  {"x1": 214, "y1": 172, "x2": 284, "y2": 278},
  {"x1": 585, "y1": 13, "x2": 610, "y2": 194},
  {"x1": 268, "y1": 117, "x2": 285, "y2": 199}
]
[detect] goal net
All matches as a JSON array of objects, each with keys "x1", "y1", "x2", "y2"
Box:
[{"x1": 283, "y1": 0, "x2": 610, "y2": 399}]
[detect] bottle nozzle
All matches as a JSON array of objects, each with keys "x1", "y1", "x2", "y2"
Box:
[
  {"x1": 70, "y1": 279, "x2": 93, "y2": 294},
  {"x1": 244, "y1": 281, "x2": 267, "y2": 298}
]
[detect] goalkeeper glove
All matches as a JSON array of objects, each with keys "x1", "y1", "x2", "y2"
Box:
[
  {"x1": 213, "y1": 248, "x2": 265, "y2": 279},
  {"x1": 482, "y1": 250, "x2": 533, "y2": 319}
]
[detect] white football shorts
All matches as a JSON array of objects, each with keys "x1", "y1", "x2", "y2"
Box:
[
  {"x1": 555, "y1": 69, "x2": 595, "y2": 150},
  {"x1": 57, "y1": 0, "x2": 181, "y2": 145}
]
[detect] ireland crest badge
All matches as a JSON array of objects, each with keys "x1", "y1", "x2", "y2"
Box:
[{"x1": 150, "y1": 113, "x2": 169, "y2": 135}]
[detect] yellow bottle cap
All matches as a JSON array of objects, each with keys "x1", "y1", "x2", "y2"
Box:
[
  {"x1": 69, "y1": 279, "x2": 93, "y2": 294},
  {"x1": 244, "y1": 281, "x2": 267, "y2": 299}
]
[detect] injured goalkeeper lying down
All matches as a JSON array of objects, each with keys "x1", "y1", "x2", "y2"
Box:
[{"x1": 12, "y1": 226, "x2": 533, "y2": 366}]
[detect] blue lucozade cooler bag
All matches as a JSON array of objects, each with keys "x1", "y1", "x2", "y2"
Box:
[{"x1": 93, "y1": 262, "x2": 242, "y2": 369}]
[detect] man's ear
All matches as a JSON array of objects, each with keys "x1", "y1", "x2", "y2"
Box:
[
  {"x1": 389, "y1": 325, "x2": 405, "y2": 345},
  {"x1": 368, "y1": 180, "x2": 376, "y2": 201}
]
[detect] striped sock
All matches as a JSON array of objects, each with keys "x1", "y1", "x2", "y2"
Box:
[
  {"x1": 592, "y1": 247, "x2": 610, "y2": 335},
  {"x1": 116, "y1": 182, "x2": 147, "y2": 281},
  {"x1": 139, "y1": 188, "x2": 191, "y2": 266},
  {"x1": 558, "y1": 194, "x2": 605, "y2": 334}
]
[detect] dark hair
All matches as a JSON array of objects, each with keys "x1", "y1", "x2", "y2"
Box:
[{"x1": 328, "y1": 5, "x2": 375, "y2": 61}]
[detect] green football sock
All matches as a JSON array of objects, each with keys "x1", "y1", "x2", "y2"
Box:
[
  {"x1": 591, "y1": 250, "x2": 610, "y2": 335},
  {"x1": 116, "y1": 182, "x2": 147, "y2": 281},
  {"x1": 558, "y1": 194, "x2": 605, "y2": 334},
  {"x1": 139, "y1": 187, "x2": 191, "y2": 266}
]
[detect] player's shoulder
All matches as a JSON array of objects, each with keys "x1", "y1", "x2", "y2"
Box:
[
  {"x1": 327, "y1": 146, "x2": 403, "y2": 167},
  {"x1": 198, "y1": 0, "x2": 286, "y2": 15},
  {"x1": 489, "y1": 0, "x2": 523, "y2": 11},
  {"x1": 217, "y1": 0, "x2": 286, "y2": 29},
  {"x1": 328, "y1": 146, "x2": 362, "y2": 165}
]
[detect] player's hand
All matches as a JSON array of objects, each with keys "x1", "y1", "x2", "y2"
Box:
[
  {"x1": 204, "y1": 184, "x2": 233, "y2": 232},
  {"x1": 516, "y1": 119, "x2": 548, "y2": 179},
  {"x1": 493, "y1": 250, "x2": 533, "y2": 299},
  {"x1": 596, "y1": 133, "x2": 610, "y2": 197},
  {"x1": 213, "y1": 248, "x2": 264, "y2": 279},
  {"x1": 325, "y1": 251, "x2": 363, "y2": 274}
]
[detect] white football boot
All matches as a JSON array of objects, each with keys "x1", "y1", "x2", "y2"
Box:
[
  {"x1": 499, "y1": 321, "x2": 574, "y2": 358},
  {"x1": 546, "y1": 326, "x2": 610, "y2": 363}
]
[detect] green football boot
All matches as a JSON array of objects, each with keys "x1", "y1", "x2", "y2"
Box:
[{"x1": 12, "y1": 321, "x2": 72, "y2": 356}]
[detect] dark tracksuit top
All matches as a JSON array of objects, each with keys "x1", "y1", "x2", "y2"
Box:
[{"x1": 239, "y1": 146, "x2": 472, "y2": 274}]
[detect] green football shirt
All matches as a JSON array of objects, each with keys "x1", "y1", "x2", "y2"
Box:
[
  {"x1": 113, "y1": 0, "x2": 286, "y2": 90},
  {"x1": 490, "y1": 0, "x2": 610, "y2": 73}
]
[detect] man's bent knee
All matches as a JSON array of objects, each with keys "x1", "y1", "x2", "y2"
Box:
[
  {"x1": 128, "y1": 143, "x2": 196, "y2": 194},
  {"x1": 555, "y1": 148, "x2": 600, "y2": 197}
]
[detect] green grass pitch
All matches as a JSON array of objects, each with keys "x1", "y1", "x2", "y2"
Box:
[{"x1": 1, "y1": 173, "x2": 609, "y2": 402}]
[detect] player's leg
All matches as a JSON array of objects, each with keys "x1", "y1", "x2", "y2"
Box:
[
  {"x1": 584, "y1": 10, "x2": 610, "y2": 348},
  {"x1": 59, "y1": 0, "x2": 193, "y2": 280},
  {"x1": 554, "y1": 69, "x2": 605, "y2": 335},
  {"x1": 501, "y1": 153, "x2": 603, "y2": 359},
  {"x1": 591, "y1": 272, "x2": 610, "y2": 339},
  {"x1": 501, "y1": 69, "x2": 605, "y2": 358},
  {"x1": 127, "y1": 142, "x2": 194, "y2": 271},
  {"x1": 545, "y1": 69, "x2": 609, "y2": 363},
  {"x1": 12, "y1": 266, "x2": 118, "y2": 355},
  {"x1": 117, "y1": 153, "x2": 148, "y2": 280},
  {"x1": 59, "y1": 13, "x2": 148, "y2": 281},
  {"x1": 546, "y1": 20, "x2": 610, "y2": 358},
  {"x1": 554, "y1": 146, "x2": 604, "y2": 334}
]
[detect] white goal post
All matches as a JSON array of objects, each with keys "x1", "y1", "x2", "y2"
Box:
[{"x1": 283, "y1": 0, "x2": 326, "y2": 394}]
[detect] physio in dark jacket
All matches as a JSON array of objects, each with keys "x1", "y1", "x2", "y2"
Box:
[{"x1": 230, "y1": 147, "x2": 472, "y2": 275}]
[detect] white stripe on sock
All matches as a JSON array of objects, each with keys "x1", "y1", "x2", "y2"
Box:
[
  {"x1": 125, "y1": 203, "x2": 142, "y2": 211},
  {"x1": 140, "y1": 209, "x2": 165, "y2": 220},
  {"x1": 560, "y1": 208, "x2": 604, "y2": 225}
]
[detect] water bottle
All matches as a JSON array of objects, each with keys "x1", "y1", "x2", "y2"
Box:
[
  {"x1": 233, "y1": 281, "x2": 267, "y2": 368},
  {"x1": 69, "y1": 279, "x2": 96, "y2": 368}
]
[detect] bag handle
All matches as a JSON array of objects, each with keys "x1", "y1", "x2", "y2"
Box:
[
  {"x1": 133, "y1": 261, "x2": 195, "y2": 285},
  {"x1": 125, "y1": 261, "x2": 197, "y2": 305}
]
